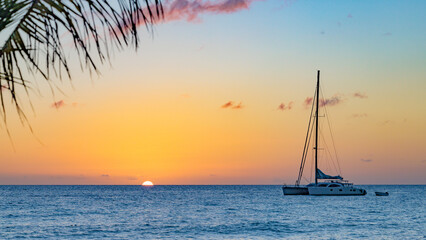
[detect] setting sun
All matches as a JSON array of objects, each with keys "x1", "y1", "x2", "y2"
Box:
[{"x1": 142, "y1": 181, "x2": 154, "y2": 186}]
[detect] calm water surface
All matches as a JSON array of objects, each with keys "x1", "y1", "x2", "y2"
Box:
[{"x1": 0, "y1": 185, "x2": 424, "y2": 239}]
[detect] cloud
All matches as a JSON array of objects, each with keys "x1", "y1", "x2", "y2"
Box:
[
  {"x1": 195, "y1": 45, "x2": 205, "y2": 51},
  {"x1": 51, "y1": 100, "x2": 66, "y2": 109},
  {"x1": 347, "y1": 13, "x2": 353, "y2": 18},
  {"x1": 353, "y1": 92, "x2": 368, "y2": 99},
  {"x1": 221, "y1": 101, "x2": 234, "y2": 108},
  {"x1": 303, "y1": 97, "x2": 313, "y2": 108},
  {"x1": 51, "y1": 100, "x2": 82, "y2": 109},
  {"x1": 352, "y1": 113, "x2": 368, "y2": 118},
  {"x1": 165, "y1": 0, "x2": 257, "y2": 22},
  {"x1": 101, "y1": 174, "x2": 110, "y2": 178},
  {"x1": 277, "y1": 101, "x2": 293, "y2": 111},
  {"x1": 320, "y1": 95, "x2": 343, "y2": 107},
  {"x1": 303, "y1": 95, "x2": 343, "y2": 108},
  {"x1": 232, "y1": 102, "x2": 244, "y2": 109},
  {"x1": 360, "y1": 158, "x2": 373, "y2": 163},
  {"x1": 383, "y1": 32, "x2": 392, "y2": 36},
  {"x1": 380, "y1": 120, "x2": 393, "y2": 126},
  {"x1": 221, "y1": 101, "x2": 244, "y2": 109}
]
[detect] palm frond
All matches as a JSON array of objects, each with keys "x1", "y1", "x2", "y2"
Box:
[{"x1": 0, "y1": 0, "x2": 163, "y2": 128}]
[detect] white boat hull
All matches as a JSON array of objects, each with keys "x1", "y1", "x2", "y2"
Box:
[{"x1": 308, "y1": 186, "x2": 366, "y2": 196}]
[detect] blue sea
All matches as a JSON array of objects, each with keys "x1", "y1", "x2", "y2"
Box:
[{"x1": 0, "y1": 185, "x2": 424, "y2": 239}]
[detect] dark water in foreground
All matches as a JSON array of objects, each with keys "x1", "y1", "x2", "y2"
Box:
[{"x1": 0, "y1": 185, "x2": 424, "y2": 239}]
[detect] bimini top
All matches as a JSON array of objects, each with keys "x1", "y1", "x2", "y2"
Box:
[{"x1": 316, "y1": 169, "x2": 343, "y2": 180}]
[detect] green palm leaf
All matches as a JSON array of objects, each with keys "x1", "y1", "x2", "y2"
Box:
[{"x1": 0, "y1": 0, "x2": 163, "y2": 127}]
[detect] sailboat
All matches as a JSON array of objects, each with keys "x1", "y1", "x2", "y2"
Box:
[{"x1": 282, "y1": 71, "x2": 366, "y2": 196}]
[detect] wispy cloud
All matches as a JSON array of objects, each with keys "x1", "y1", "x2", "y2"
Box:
[
  {"x1": 382, "y1": 32, "x2": 392, "y2": 36},
  {"x1": 361, "y1": 158, "x2": 373, "y2": 163},
  {"x1": 352, "y1": 113, "x2": 368, "y2": 118},
  {"x1": 51, "y1": 100, "x2": 81, "y2": 109},
  {"x1": 303, "y1": 97, "x2": 313, "y2": 108},
  {"x1": 164, "y1": 0, "x2": 257, "y2": 22},
  {"x1": 304, "y1": 95, "x2": 343, "y2": 108},
  {"x1": 380, "y1": 120, "x2": 393, "y2": 126},
  {"x1": 51, "y1": 100, "x2": 66, "y2": 109},
  {"x1": 347, "y1": 13, "x2": 353, "y2": 18},
  {"x1": 101, "y1": 174, "x2": 110, "y2": 178},
  {"x1": 320, "y1": 95, "x2": 343, "y2": 107},
  {"x1": 232, "y1": 102, "x2": 244, "y2": 109},
  {"x1": 221, "y1": 101, "x2": 244, "y2": 109},
  {"x1": 353, "y1": 92, "x2": 368, "y2": 99},
  {"x1": 277, "y1": 101, "x2": 293, "y2": 111},
  {"x1": 221, "y1": 101, "x2": 234, "y2": 108}
]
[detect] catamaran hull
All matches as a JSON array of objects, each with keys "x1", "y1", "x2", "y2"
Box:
[
  {"x1": 282, "y1": 186, "x2": 309, "y2": 195},
  {"x1": 308, "y1": 187, "x2": 366, "y2": 196}
]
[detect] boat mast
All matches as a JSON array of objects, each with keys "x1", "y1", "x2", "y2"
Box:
[{"x1": 315, "y1": 70, "x2": 320, "y2": 185}]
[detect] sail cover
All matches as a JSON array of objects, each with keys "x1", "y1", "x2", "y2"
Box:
[{"x1": 316, "y1": 169, "x2": 343, "y2": 180}]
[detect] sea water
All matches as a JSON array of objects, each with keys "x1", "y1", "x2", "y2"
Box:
[{"x1": 0, "y1": 185, "x2": 424, "y2": 239}]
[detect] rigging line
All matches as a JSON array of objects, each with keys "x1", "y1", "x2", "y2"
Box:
[
  {"x1": 320, "y1": 88, "x2": 342, "y2": 175},
  {"x1": 320, "y1": 128, "x2": 339, "y2": 175},
  {"x1": 302, "y1": 176, "x2": 310, "y2": 184},
  {"x1": 295, "y1": 87, "x2": 317, "y2": 185},
  {"x1": 310, "y1": 147, "x2": 314, "y2": 183},
  {"x1": 299, "y1": 115, "x2": 315, "y2": 184}
]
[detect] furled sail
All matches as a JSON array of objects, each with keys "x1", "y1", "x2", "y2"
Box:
[{"x1": 316, "y1": 169, "x2": 343, "y2": 180}]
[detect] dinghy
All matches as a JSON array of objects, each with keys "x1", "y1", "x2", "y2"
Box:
[{"x1": 375, "y1": 191, "x2": 389, "y2": 196}]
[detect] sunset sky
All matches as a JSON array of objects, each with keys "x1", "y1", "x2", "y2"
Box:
[{"x1": 0, "y1": 0, "x2": 425, "y2": 185}]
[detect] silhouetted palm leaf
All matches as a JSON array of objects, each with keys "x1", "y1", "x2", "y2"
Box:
[{"x1": 0, "y1": 0, "x2": 163, "y2": 127}]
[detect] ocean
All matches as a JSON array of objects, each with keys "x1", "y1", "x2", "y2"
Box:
[{"x1": 0, "y1": 185, "x2": 424, "y2": 239}]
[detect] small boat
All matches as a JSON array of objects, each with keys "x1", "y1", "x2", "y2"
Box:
[
  {"x1": 375, "y1": 191, "x2": 389, "y2": 196},
  {"x1": 282, "y1": 71, "x2": 366, "y2": 196}
]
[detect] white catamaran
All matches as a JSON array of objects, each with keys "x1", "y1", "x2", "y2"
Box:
[{"x1": 282, "y1": 71, "x2": 366, "y2": 196}]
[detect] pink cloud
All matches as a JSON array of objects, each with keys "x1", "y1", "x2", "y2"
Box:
[
  {"x1": 221, "y1": 101, "x2": 244, "y2": 109},
  {"x1": 51, "y1": 100, "x2": 66, "y2": 109},
  {"x1": 52, "y1": 100, "x2": 82, "y2": 109},
  {"x1": 304, "y1": 95, "x2": 343, "y2": 108},
  {"x1": 320, "y1": 95, "x2": 342, "y2": 107},
  {"x1": 165, "y1": 0, "x2": 256, "y2": 22},
  {"x1": 303, "y1": 97, "x2": 313, "y2": 108},
  {"x1": 221, "y1": 101, "x2": 234, "y2": 108},
  {"x1": 352, "y1": 113, "x2": 368, "y2": 118},
  {"x1": 277, "y1": 101, "x2": 293, "y2": 111},
  {"x1": 353, "y1": 92, "x2": 368, "y2": 99},
  {"x1": 232, "y1": 102, "x2": 244, "y2": 109}
]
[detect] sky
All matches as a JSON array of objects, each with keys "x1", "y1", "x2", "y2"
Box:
[{"x1": 0, "y1": 0, "x2": 425, "y2": 185}]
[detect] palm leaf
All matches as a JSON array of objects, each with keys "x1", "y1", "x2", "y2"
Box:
[{"x1": 0, "y1": 0, "x2": 163, "y2": 128}]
